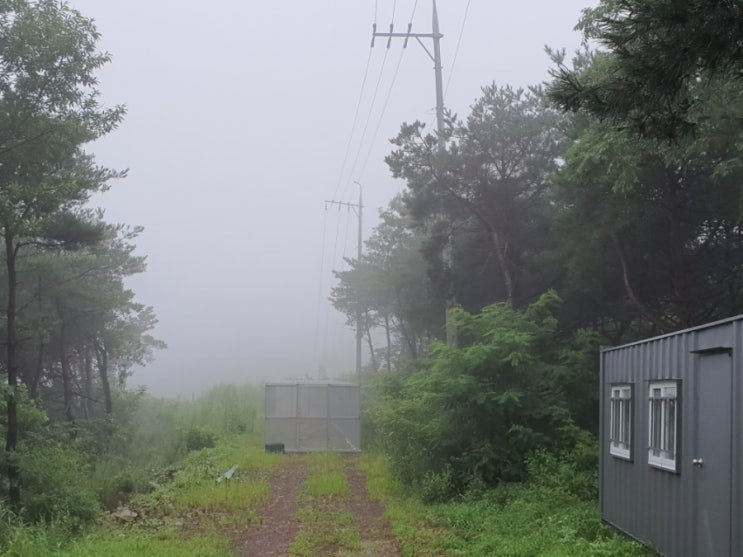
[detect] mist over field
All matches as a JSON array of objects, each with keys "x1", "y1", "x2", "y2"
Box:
[{"x1": 69, "y1": 0, "x2": 594, "y2": 396}]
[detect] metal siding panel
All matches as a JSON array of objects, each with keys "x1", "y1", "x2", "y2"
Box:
[
  {"x1": 602, "y1": 330, "x2": 699, "y2": 557},
  {"x1": 732, "y1": 320, "x2": 742, "y2": 557}
]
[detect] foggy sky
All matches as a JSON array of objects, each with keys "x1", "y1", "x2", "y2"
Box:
[{"x1": 68, "y1": 0, "x2": 596, "y2": 397}]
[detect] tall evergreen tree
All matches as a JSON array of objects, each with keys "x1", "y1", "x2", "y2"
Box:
[
  {"x1": 549, "y1": 0, "x2": 743, "y2": 138},
  {"x1": 0, "y1": 0, "x2": 124, "y2": 507}
]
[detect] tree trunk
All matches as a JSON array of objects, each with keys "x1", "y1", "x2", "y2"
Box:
[
  {"x1": 94, "y1": 338, "x2": 112, "y2": 415},
  {"x1": 82, "y1": 345, "x2": 93, "y2": 419},
  {"x1": 58, "y1": 316, "x2": 75, "y2": 423},
  {"x1": 384, "y1": 314, "x2": 392, "y2": 372},
  {"x1": 4, "y1": 230, "x2": 20, "y2": 508},
  {"x1": 364, "y1": 313, "x2": 378, "y2": 372},
  {"x1": 487, "y1": 224, "x2": 514, "y2": 305},
  {"x1": 28, "y1": 340, "x2": 44, "y2": 400}
]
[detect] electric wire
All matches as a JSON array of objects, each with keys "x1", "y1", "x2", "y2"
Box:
[
  {"x1": 359, "y1": 45, "x2": 407, "y2": 178},
  {"x1": 342, "y1": 46, "x2": 391, "y2": 201},
  {"x1": 314, "y1": 205, "x2": 330, "y2": 365},
  {"x1": 318, "y1": 0, "x2": 385, "y2": 374},
  {"x1": 357, "y1": 0, "x2": 421, "y2": 178},
  {"x1": 444, "y1": 0, "x2": 472, "y2": 98},
  {"x1": 330, "y1": 46, "x2": 375, "y2": 202},
  {"x1": 320, "y1": 202, "x2": 348, "y2": 368}
]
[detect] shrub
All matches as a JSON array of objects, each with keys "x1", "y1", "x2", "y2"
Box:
[
  {"x1": 526, "y1": 431, "x2": 599, "y2": 501},
  {"x1": 366, "y1": 292, "x2": 602, "y2": 500},
  {"x1": 182, "y1": 426, "x2": 217, "y2": 452},
  {"x1": 16, "y1": 444, "x2": 99, "y2": 526}
]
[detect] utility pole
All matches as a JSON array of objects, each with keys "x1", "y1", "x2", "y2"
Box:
[
  {"x1": 373, "y1": 0, "x2": 445, "y2": 145},
  {"x1": 326, "y1": 182, "x2": 363, "y2": 381},
  {"x1": 373, "y1": 1, "x2": 456, "y2": 344}
]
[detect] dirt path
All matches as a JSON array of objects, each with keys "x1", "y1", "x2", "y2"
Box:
[
  {"x1": 344, "y1": 456, "x2": 400, "y2": 557},
  {"x1": 234, "y1": 455, "x2": 400, "y2": 557},
  {"x1": 234, "y1": 456, "x2": 308, "y2": 557}
]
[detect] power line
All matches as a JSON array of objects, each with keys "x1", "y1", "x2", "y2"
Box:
[
  {"x1": 409, "y1": 0, "x2": 419, "y2": 23},
  {"x1": 343, "y1": 46, "x2": 391, "y2": 200},
  {"x1": 359, "y1": 45, "x2": 407, "y2": 178},
  {"x1": 331, "y1": 46, "x2": 375, "y2": 202},
  {"x1": 445, "y1": 0, "x2": 472, "y2": 98},
  {"x1": 314, "y1": 206, "x2": 330, "y2": 366}
]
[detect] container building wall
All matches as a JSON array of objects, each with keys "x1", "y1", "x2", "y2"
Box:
[
  {"x1": 264, "y1": 382, "x2": 361, "y2": 453},
  {"x1": 600, "y1": 317, "x2": 743, "y2": 557}
]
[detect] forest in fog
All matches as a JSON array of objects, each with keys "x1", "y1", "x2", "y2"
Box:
[{"x1": 1, "y1": 0, "x2": 741, "y2": 554}]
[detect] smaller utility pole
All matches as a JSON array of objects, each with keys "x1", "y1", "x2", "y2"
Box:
[{"x1": 326, "y1": 182, "x2": 364, "y2": 382}]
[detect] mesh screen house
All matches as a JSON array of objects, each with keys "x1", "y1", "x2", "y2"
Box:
[{"x1": 264, "y1": 381, "x2": 361, "y2": 453}]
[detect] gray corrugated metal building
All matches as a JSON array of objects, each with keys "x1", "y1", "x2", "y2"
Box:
[{"x1": 600, "y1": 316, "x2": 743, "y2": 557}]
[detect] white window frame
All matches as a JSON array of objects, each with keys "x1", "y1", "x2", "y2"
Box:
[
  {"x1": 609, "y1": 384, "x2": 633, "y2": 459},
  {"x1": 648, "y1": 381, "x2": 679, "y2": 472}
]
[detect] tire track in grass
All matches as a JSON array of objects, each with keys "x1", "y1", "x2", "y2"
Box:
[
  {"x1": 289, "y1": 453, "x2": 361, "y2": 556},
  {"x1": 236, "y1": 454, "x2": 401, "y2": 557},
  {"x1": 344, "y1": 456, "x2": 401, "y2": 557},
  {"x1": 234, "y1": 455, "x2": 308, "y2": 557}
]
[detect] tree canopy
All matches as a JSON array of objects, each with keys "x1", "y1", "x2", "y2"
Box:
[
  {"x1": 0, "y1": 0, "x2": 159, "y2": 510},
  {"x1": 548, "y1": 0, "x2": 743, "y2": 138}
]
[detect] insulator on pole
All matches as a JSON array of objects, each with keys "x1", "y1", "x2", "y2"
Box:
[
  {"x1": 387, "y1": 23, "x2": 393, "y2": 48},
  {"x1": 371, "y1": 23, "x2": 376, "y2": 47},
  {"x1": 403, "y1": 22, "x2": 412, "y2": 47}
]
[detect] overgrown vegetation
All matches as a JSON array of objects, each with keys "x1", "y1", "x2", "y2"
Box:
[
  {"x1": 0, "y1": 384, "x2": 265, "y2": 555},
  {"x1": 290, "y1": 453, "x2": 361, "y2": 557},
  {"x1": 363, "y1": 292, "x2": 600, "y2": 500},
  {"x1": 1, "y1": 0, "x2": 736, "y2": 555},
  {"x1": 360, "y1": 453, "x2": 653, "y2": 556}
]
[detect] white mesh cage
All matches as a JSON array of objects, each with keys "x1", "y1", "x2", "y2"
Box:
[{"x1": 264, "y1": 382, "x2": 361, "y2": 452}]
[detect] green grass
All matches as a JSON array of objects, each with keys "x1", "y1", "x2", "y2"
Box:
[
  {"x1": 290, "y1": 507, "x2": 362, "y2": 557},
  {"x1": 359, "y1": 452, "x2": 656, "y2": 557},
  {"x1": 1, "y1": 384, "x2": 271, "y2": 557},
  {"x1": 301, "y1": 452, "x2": 349, "y2": 498},
  {"x1": 162, "y1": 436, "x2": 280, "y2": 512},
  {"x1": 56, "y1": 530, "x2": 231, "y2": 557},
  {"x1": 289, "y1": 453, "x2": 361, "y2": 557}
]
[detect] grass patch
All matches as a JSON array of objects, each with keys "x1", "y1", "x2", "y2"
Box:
[
  {"x1": 56, "y1": 529, "x2": 231, "y2": 557},
  {"x1": 290, "y1": 507, "x2": 362, "y2": 557},
  {"x1": 0, "y1": 507, "x2": 233, "y2": 557},
  {"x1": 302, "y1": 452, "x2": 348, "y2": 498},
  {"x1": 359, "y1": 452, "x2": 656, "y2": 557},
  {"x1": 10, "y1": 435, "x2": 281, "y2": 556},
  {"x1": 303, "y1": 473, "x2": 348, "y2": 498},
  {"x1": 289, "y1": 453, "x2": 361, "y2": 556}
]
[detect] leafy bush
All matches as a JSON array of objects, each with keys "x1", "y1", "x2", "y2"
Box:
[
  {"x1": 365, "y1": 292, "x2": 601, "y2": 499},
  {"x1": 182, "y1": 426, "x2": 217, "y2": 452},
  {"x1": 16, "y1": 444, "x2": 99, "y2": 525},
  {"x1": 526, "y1": 430, "x2": 599, "y2": 501}
]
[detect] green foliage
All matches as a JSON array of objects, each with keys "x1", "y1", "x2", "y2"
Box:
[
  {"x1": 1, "y1": 384, "x2": 99, "y2": 525},
  {"x1": 189, "y1": 384, "x2": 260, "y2": 435},
  {"x1": 367, "y1": 292, "x2": 599, "y2": 499},
  {"x1": 525, "y1": 432, "x2": 599, "y2": 501},
  {"x1": 552, "y1": 101, "x2": 743, "y2": 337},
  {"x1": 386, "y1": 85, "x2": 566, "y2": 308},
  {"x1": 421, "y1": 485, "x2": 655, "y2": 556},
  {"x1": 15, "y1": 444, "x2": 99, "y2": 526},
  {"x1": 359, "y1": 452, "x2": 655, "y2": 557},
  {"x1": 549, "y1": 0, "x2": 743, "y2": 138},
  {"x1": 0, "y1": 379, "x2": 48, "y2": 434},
  {"x1": 182, "y1": 426, "x2": 217, "y2": 452},
  {"x1": 0, "y1": 502, "x2": 80, "y2": 557}
]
